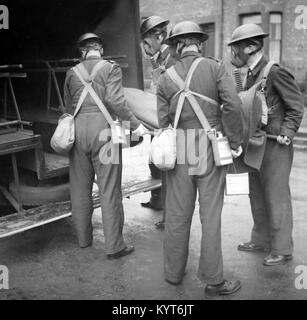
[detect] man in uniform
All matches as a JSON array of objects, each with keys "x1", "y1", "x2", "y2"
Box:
[
  {"x1": 228, "y1": 24, "x2": 304, "y2": 266},
  {"x1": 64, "y1": 33, "x2": 147, "y2": 258},
  {"x1": 141, "y1": 15, "x2": 176, "y2": 90},
  {"x1": 140, "y1": 16, "x2": 176, "y2": 228},
  {"x1": 157, "y1": 21, "x2": 244, "y2": 298}
]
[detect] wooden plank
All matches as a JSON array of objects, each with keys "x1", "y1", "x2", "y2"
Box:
[
  {"x1": 43, "y1": 153, "x2": 69, "y2": 178},
  {"x1": 0, "y1": 141, "x2": 40, "y2": 155},
  {"x1": 0, "y1": 177, "x2": 161, "y2": 239},
  {"x1": 0, "y1": 212, "x2": 72, "y2": 238},
  {"x1": 122, "y1": 178, "x2": 161, "y2": 197},
  {"x1": 0, "y1": 73, "x2": 27, "y2": 78},
  {"x1": 0, "y1": 64, "x2": 23, "y2": 69},
  {"x1": 0, "y1": 131, "x2": 37, "y2": 144},
  {"x1": 0, "y1": 132, "x2": 40, "y2": 155},
  {"x1": 0, "y1": 128, "x2": 17, "y2": 135},
  {"x1": 0, "y1": 186, "x2": 20, "y2": 212}
]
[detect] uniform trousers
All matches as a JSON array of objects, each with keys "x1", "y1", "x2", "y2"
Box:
[
  {"x1": 164, "y1": 139, "x2": 227, "y2": 285},
  {"x1": 249, "y1": 140, "x2": 294, "y2": 255},
  {"x1": 69, "y1": 111, "x2": 126, "y2": 253}
]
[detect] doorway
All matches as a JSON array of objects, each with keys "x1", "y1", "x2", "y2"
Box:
[{"x1": 200, "y1": 23, "x2": 216, "y2": 58}]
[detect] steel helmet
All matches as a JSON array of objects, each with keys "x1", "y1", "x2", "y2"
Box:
[
  {"x1": 77, "y1": 32, "x2": 102, "y2": 47},
  {"x1": 164, "y1": 21, "x2": 209, "y2": 45},
  {"x1": 228, "y1": 23, "x2": 269, "y2": 46},
  {"x1": 140, "y1": 16, "x2": 170, "y2": 37}
]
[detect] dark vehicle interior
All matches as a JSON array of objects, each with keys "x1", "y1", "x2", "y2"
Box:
[{"x1": 0, "y1": 0, "x2": 144, "y2": 219}]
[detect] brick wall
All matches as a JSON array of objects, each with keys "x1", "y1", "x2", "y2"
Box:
[
  {"x1": 222, "y1": 0, "x2": 307, "y2": 84},
  {"x1": 140, "y1": 0, "x2": 222, "y2": 85},
  {"x1": 140, "y1": 0, "x2": 221, "y2": 27},
  {"x1": 282, "y1": 0, "x2": 307, "y2": 84},
  {"x1": 139, "y1": 0, "x2": 307, "y2": 85}
]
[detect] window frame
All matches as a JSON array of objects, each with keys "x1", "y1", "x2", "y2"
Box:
[{"x1": 269, "y1": 12, "x2": 283, "y2": 64}]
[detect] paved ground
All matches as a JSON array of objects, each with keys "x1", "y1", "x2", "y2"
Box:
[
  {"x1": 299, "y1": 103, "x2": 307, "y2": 130},
  {"x1": 0, "y1": 135, "x2": 307, "y2": 300}
]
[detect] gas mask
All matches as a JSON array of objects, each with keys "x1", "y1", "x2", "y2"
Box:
[
  {"x1": 81, "y1": 49, "x2": 103, "y2": 60},
  {"x1": 230, "y1": 41, "x2": 262, "y2": 68},
  {"x1": 230, "y1": 45, "x2": 250, "y2": 68},
  {"x1": 80, "y1": 42, "x2": 103, "y2": 60},
  {"x1": 142, "y1": 32, "x2": 164, "y2": 57}
]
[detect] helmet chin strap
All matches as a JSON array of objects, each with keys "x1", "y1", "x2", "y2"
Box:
[
  {"x1": 157, "y1": 33, "x2": 164, "y2": 44},
  {"x1": 176, "y1": 42, "x2": 185, "y2": 55},
  {"x1": 247, "y1": 45, "x2": 262, "y2": 56}
]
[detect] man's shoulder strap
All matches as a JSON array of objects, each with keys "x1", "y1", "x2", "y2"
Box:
[
  {"x1": 259, "y1": 60, "x2": 279, "y2": 90},
  {"x1": 167, "y1": 57, "x2": 219, "y2": 106},
  {"x1": 166, "y1": 57, "x2": 204, "y2": 90},
  {"x1": 206, "y1": 56, "x2": 223, "y2": 66},
  {"x1": 72, "y1": 61, "x2": 115, "y2": 128},
  {"x1": 90, "y1": 59, "x2": 108, "y2": 80},
  {"x1": 166, "y1": 66, "x2": 184, "y2": 89},
  {"x1": 73, "y1": 59, "x2": 108, "y2": 83},
  {"x1": 73, "y1": 62, "x2": 90, "y2": 83}
]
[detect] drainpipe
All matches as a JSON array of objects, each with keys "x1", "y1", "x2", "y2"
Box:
[{"x1": 220, "y1": 0, "x2": 224, "y2": 60}]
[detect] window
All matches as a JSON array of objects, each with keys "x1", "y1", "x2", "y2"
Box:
[
  {"x1": 269, "y1": 13, "x2": 282, "y2": 63},
  {"x1": 240, "y1": 13, "x2": 262, "y2": 25},
  {"x1": 199, "y1": 23, "x2": 215, "y2": 57}
]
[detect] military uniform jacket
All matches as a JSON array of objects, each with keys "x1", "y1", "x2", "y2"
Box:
[
  {"x1": 64, "y1": 56, "x2": 140, "y2": 130},
  {"x1": 245, "y1": 56, "x2": 304, "y2": 140},
  {"x1": 156, "y1": 51, "x2": 244, "y2": 149}
]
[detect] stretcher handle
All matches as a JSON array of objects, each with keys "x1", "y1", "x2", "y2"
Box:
[
  {"x1": 0, "y1": 64, "x2": 23, "y2": 70},
  {"x1": 145, "y1": 132, "x2": 286, "y2": 139},
  {"x1": 267, "y1": 134, "x2": 291, "y2": 145},
  {"x1": 267, "y1": 134, "x2": 277, "y2": 140},
  {"x1": 0, "y1": 120, "x2": 32, "y2": 128}
]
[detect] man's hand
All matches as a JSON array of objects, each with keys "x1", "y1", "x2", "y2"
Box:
[
  {"x1": 132, "y1": 124, "x2": 149, "y2": 137},
  {"x1": 277, "y1": 135, "x2": 291, "y2": 146},
  {"x1": 231, "y1": 145, "x2": 243, "y2": 158}
]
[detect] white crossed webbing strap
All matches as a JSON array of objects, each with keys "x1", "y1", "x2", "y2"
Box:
[
  {"x1": 166, "y1": 57, "x2": 219, "y2": 133},
  {"x1": 72, "y1": 60, "x2": 116, "y2": 130},
  {"x1": 259, "y1": 61, "x2": 277, "y2": 91},
  {"x1": 259, "y1": 61, "x2": 278, "y2": 125},
  {"x1": 250, "y1": 60, "x2": 278, "y2": 125}
]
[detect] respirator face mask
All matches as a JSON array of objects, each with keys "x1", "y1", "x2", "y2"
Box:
[
  {"x1": 230, "y1": 45, "x2": 249, "y2": 68},
  {"x1": 142, "y1": 32, "x2": 163, "y2": 57},
  {"x1": 230, "y1": 40, "x2": 262, "y2": 68}
]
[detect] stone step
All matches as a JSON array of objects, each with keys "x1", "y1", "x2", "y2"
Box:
[
  {"x1": 294, "y1": 144, "x2": 307, "y2": 152},
  {"x1": 296, "y1": 128, "x2": 307, "y2": 138},
  {"x1": 294, "y1": 136, "x2": 307, "y2": 146}
]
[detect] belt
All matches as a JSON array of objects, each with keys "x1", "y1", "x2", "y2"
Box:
[{"x1": 176, "y1": 119, "x2": 221, "y2": 130}]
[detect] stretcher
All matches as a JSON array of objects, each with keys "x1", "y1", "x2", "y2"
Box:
[
  {"x1": 124, "y1": 88, "x2": 159, "y2": 130},
  {"x1": 0, "y1": 177, "x2": 161, "y2": 239}
]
